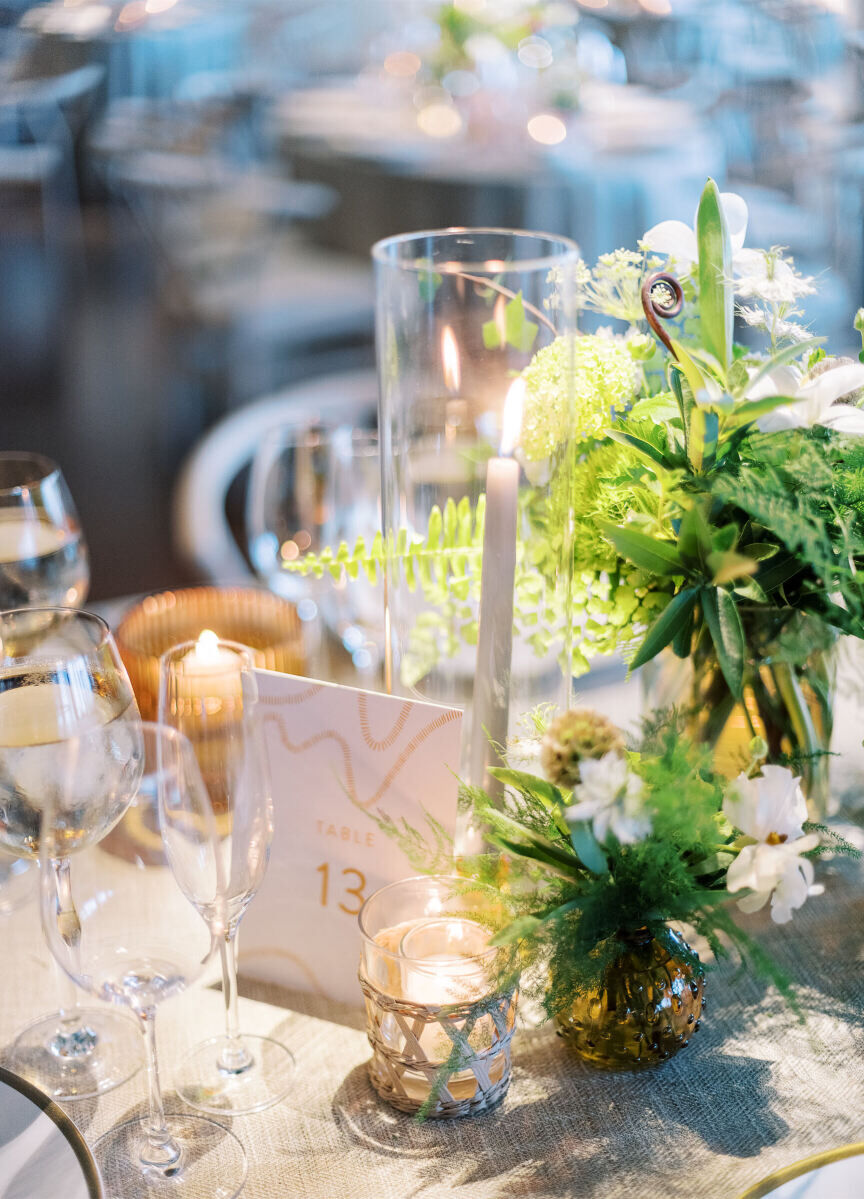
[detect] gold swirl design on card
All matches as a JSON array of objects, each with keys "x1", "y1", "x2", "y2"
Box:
[
  {"x1": 357, "y1": 694, "x2": 413, "y2": 751},
  {"x1": 259, "y1": 683, "x2": 326, "y2": 705},
  {"x1": 240, "y1": 948, "x2": 327, "y2": 996},
  {"x1": 261, "y1": 707, "x2": 461, "y2": 809}
]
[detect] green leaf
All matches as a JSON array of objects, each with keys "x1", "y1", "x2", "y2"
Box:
[
  {"x1": 483, "y1": 291, "x2": 538, "y2": 353},
  {"x1": 605, "y1": 429, "x2": 672, "y2": 472},
  {"x1": 598, "y1": 519, "x2": 685, "y2": 576},
  {"x1": 688, "y1": 404, "x2": 718, "y2": 472},
  {"x1": 726, "y1": 394, "x2": 798, "y2": 428},
  {"x1": 629, "y1": 392, "x2": 681, "y2": 422},
  {"x1": 696, "y1": 178, "x2": 732, "y2": 375},
  {"x1": 568, "y1": 822, "x2": 609, "y2": 875},
  {"x1": 677, "y1": 504, "x2": 712, "y2": 568},
  {"x1": 739, "y1": 541, "x2": 778, "y2": 561},
  {"x1": 481, "y1": 318, "x2": 501, "y2": 349},
  {"x1": 756, "y1": 552, "x2": 803, "y2": 593},
  {"x1": 670, "y1": 340, "x2": 707, "y2": 401},
  {"x1": 701, "y1": 586, "x2": 745, "y2": 697},
  {"x1": 630, "y1": 586, "x2": 699, "y2": 669},
  {"x1": 707, "y1": 550, "x2": 758, "y2": 585}
]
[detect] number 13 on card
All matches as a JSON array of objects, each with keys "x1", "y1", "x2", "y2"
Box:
[{"x1": 316, "y1": 862, "x2": 367, "y2": 915}]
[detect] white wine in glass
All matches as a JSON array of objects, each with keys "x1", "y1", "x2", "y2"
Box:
[
  {"x1": 0, "y1": 607, "x2": 144, "y2": 1100},
  {"x1": 0, "y1": 453, "x2": 89, "y2": 611}
]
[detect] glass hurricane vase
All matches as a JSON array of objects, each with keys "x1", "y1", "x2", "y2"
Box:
[
  {"x1": 644, "y1": 613, "x2": 836, "y2": 816},
  {"x1": 554, "y1": 928, "x2": 705, "y2": 1071},
  {"x1": 372, "y1": 228, "x2": 580, "y2": 810}
]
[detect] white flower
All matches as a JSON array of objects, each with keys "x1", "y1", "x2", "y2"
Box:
[
  {"x1": 564, "y1": 752, "x2": 651, "y2": 846},
  {"x1": 738, "y1": 305, "x2": 812, "y2": 345},
  {"x1": 723, "y1": 767, "x2": 822, "y2": 924},
  {"x1": 734, "y1": 248, "x2": 815, "y2": 305},
  {"x1": 747, "y1": 361, "x2": 864, "y2": 435},
  {"x1": 642, "y1": 192, "x2": 749, "y2": 275},
  {"x1": 643, "y1": 198, "x2": 814, "y2": 306}
]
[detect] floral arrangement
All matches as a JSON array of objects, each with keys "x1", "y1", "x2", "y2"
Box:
[
  {"x1": 460, "y1": 707, "x2": 856, "y2": 1019},
  {"x1": 290, "y1": 178, "x2": 864, "y2": 798}
]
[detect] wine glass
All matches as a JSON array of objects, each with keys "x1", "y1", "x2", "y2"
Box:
[
  {"x1": 246, "y1": 423, "x2": 384, "y2": 676},
  {"x1": 39, "y1": 722, "x2": 247, "y2": 1199},
  {"x1": 0, "y1": 454, "x2": 91, "y2": 900},
  {"x1": 0, "y1": 606, "x2": 144, "y2": 1100},
  {"x1": 159, "y1": 634, "x2": 295, "y2": 1115},
  {"x1": 0, "y1": 453, "x2": 89, "y2": 611}
]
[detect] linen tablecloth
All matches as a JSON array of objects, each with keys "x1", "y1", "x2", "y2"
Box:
[
  {"x1": 3, "y1": 640, "x2": 863, "y2": 1198},
  {"x1": 1, "y1": 819, "x2": 862, "y2": 1199}
]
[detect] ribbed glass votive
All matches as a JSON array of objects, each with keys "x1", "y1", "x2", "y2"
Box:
[
  {"x1": 358, "y1": 876, "x2": 517, "y2": 1118},
  {"x1": 115, "y1": 586, "x2": 305, "y2": 719}
]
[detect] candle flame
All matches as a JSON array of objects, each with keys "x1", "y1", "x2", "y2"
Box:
[
  {"x1": 441, "y1": 326, "x2": 461, "y2": 393},
  {"x1": 195, "y1": 628, "x2": 220, "y2": 664},
  {"x1": 500, "y1": 377, "x2": 525, "y2": 457}
]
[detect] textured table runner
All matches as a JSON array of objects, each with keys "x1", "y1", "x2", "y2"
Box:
[{"x1": 1, "y1": 838, "x2": 862, "y2": 1199}]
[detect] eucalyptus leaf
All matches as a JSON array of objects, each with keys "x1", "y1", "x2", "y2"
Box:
[
  {"x1": 631, "y1": 586, "x2": 699, "y2": 668},
  {"x1": 701, "y1": 586, "x2": 745, "y2": 697},
  {"x1": 598, "y1": 519, "x2": 686, "y2": 576},
  {"x1": 568, "y1": 822, "x2": 609, "y2": 875}
]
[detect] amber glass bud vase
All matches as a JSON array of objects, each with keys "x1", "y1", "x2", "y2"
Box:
[{"x1": 555, "y1": 928, "x2": 705, "y2": 1070}]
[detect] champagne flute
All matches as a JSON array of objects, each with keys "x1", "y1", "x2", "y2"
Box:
[
  {"x1": 159, "y1": 634, "x2": 295, "y2": 1115},
  {"x1": 0, "y1": 607, "x2": 144, "y2": 1099},
  {"x1": 0, "y1": 454, "x2": 91, "y2": 905},
  {"x1": 0, "y1": 453, "x2": 89, "y2": 611},
  {"x1": 39, "y1": 722, "x2": 247, "y2": 1199}
]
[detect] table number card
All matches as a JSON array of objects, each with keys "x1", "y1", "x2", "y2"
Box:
[{"x1": 239, "y1": 670, "x2": 463, "y2": 1007}]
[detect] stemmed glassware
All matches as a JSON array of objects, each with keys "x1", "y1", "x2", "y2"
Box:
[
  {"x1": 159, "y1": 634, "x2": 295, "y2": 1115},
  {"x1": 38, "y1": 722, "x2": 247, "y2": 1199},
  {"x1": 0, "y1": 453, "x2": 90, "y2": 611},
  {"x1": 246, "y1": 423, "x2": 384, "y2": 676},
  {"x1": 0, "y1": 454, "x2": 91, "y2": 919},
  {"x1": 0, "y1": 607, "x2": 144, "y2": 1099}
]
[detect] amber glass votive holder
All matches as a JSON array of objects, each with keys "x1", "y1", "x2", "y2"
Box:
[
  {"x1": 358, "y1": 875, "x2": 518, "y2": 1119},
  {"x1": 115, "y1": 586, "x2": 305, "y2": 719}
]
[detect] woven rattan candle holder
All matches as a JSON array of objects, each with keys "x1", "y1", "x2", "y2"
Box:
[
  {"x1": 358, "y1": 876, "x2": 518, "y2": 1118},
  {"x1": 115, "y1": 586, "x2": 305, "y2": 719}
]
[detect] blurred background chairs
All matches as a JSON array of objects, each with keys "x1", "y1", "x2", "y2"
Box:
[{"x1": 4, "y1": 0, "x2": 864, "y2": 599}]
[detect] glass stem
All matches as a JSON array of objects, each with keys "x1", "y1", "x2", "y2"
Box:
[
  {"x1": 218, "y1": 925, "x2": 253, "y2": 1073},
  {"x1": 137, "y1": 1006, "x2": 182, "y2": 1174},
  {"x1": 48, "y1": 858, "x2": 96, "y2": 1059}
]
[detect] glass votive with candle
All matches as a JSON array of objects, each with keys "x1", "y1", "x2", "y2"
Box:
[
  {"x1": 372, "y1": 230, "x2": 580, "y2": 840},
  {"x1": 115, "y1": 586, "x2": 305, "y2": 719},
  {"x1": 358, "y1": 875, "x2": 518, "y2": 1118}
]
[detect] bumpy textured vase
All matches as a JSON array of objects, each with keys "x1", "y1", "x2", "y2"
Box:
[{"x1": 555, "y1": 928, "x2": 704, "y2": 1070}]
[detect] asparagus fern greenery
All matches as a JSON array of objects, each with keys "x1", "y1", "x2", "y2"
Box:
[{"x1": 374, "y1": 708, "x2": 858, "y2": 1022}]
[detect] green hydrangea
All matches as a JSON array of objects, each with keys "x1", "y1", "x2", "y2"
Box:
[{"x1": 519, "y1": 333, "x2": 638, "y2": 462}]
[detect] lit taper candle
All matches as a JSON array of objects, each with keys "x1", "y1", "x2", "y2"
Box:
[{"x1": 468, "y1": 377, "x2": 524, "y2": 804}]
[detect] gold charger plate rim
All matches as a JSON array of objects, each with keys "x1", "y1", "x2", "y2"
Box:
[
  {"x1": 0, "y1": 1063, "x2": 103, "y2": 1198},
  {"x1": 737, "y1": 1142, "x2": 864, "y2": 1199}
]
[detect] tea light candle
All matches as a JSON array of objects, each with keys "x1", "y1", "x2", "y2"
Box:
[
  {"x1": 398, "y1": 916, "x2": 492, "y2": 1006},
  {"x1": 178, "y1": 630, "x2": 243, "y2": 707}
]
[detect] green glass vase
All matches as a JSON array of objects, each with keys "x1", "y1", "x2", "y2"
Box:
[{"x1": 555, "y1": 928, "x2": 704, "y2": 1070}]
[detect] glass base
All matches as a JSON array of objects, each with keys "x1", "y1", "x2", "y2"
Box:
[
  {"x1": 174, "y1": 1034, "x2": 295, "y2": 1116},
  {"x1": 94, "y1": 1113, "x2": 247, "y2": 1199},
  {"x1": 8, "y1": 1008, "x2": 142, "y2": 1101}
]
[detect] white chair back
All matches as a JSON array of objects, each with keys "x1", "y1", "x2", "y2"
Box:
[{"x1": 172, "y1": 369, "x2": 377, "y2": 584}]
